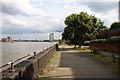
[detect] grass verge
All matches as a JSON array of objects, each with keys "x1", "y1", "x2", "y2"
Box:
[{"x1": 36, "y1": 51, "x2": 56, "y2": 80}]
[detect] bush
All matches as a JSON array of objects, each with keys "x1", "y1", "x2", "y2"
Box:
[
  {"x1": 106, "y1": 37, "x2": 120, "y2": 43},
  {"x1": 83, "y1": 41, "x2": 90, "y2": 46},
  {"x1": 90, "y1": 37, "x2": 120, "y2": 44},
  {"x1": 90, "y1": 48, "x2": 98, "y2": 54},
  {"x1": 90, "y1": 39, "x2": 106, "y2": 43},
  {"x1": 110, "y1": 22, "x2": 120, "y2": 30}
]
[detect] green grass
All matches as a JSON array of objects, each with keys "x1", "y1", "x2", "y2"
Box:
[{"x1": 36, "y1": 51, "x2": 56, "y2": 80}]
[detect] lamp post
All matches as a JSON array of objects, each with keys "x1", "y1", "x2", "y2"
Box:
[
  {"x1": 49, "y1": 33, "x2": 54, "y2": 42},
  {"x1": 118, "y1": 0, "x2": 120, "y2": 22}
]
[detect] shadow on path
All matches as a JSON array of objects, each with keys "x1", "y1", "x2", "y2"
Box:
[
  {"x1": 58, "y1": 47, "x2": 74, "y2": 51},
  {"x1": 42, "y1": 45, "x2": 119, "y2": 80}
]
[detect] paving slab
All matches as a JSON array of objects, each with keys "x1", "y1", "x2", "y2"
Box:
[{"x1": 42, "y1": 45, "x2": 119, "y2": 80}]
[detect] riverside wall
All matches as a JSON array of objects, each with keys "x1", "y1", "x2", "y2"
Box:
[{"x1": 1, "y1": 44, "x2": 57, "y2": 80}]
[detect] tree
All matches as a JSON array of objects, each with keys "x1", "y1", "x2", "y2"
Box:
[
  {"x1": 62, "y1": 12, "x2": 106, "y2": 47},
  {"x1": 110, "y1": 22, "x2": 120, "y2": 30},
  {"x1": 98, "y1": 28, "x2": 109, "y2": 39}
]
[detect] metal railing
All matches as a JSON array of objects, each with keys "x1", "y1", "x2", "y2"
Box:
[
  {"x1": 0, "y1": 45, "x2": 55, "y2": 72},
  {"x1": 0, "y1": 52, "x2": 34, "y2": 72}
]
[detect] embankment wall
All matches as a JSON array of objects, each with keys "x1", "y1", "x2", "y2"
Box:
[{"x1": 1, "y1": 44, "x2": 57, "y2": 80}]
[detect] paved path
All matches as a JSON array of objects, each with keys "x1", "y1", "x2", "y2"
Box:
[{"x1": 42, "y1": 45, "x2": 118, "y2": 79}]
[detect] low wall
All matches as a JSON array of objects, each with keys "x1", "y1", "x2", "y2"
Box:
[
  {"x1": 1, "y1": 44, "x2": 57, "y2": 80},
  {"x1": 89, "y1": 43, "x2": 120, "y2": 54}
]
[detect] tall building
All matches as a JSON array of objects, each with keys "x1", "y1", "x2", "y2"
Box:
[
  {"x1": 49, "y1": 33, "x2": 54, "y2": 42},
  {"x1": 7, "y1": 36, "x2": 12, "y2": 42}
]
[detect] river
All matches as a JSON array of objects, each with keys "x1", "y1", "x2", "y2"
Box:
[{"x1": 1, "y1": 42, "x2": 57, "y2": 68}]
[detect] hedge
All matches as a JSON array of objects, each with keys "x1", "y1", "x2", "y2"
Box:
[{"x1": 90, "y1": 37, "x2": 120, "y2": 44}]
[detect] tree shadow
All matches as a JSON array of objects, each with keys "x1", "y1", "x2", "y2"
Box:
[
  {"x1": 57, "y1": 47, "x2": 119, "y2": 79},
  {"x1": 58, "y1": 47, "x2": 75, "y2": 51}
]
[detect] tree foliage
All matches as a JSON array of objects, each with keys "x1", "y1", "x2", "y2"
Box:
[
  {"x1": 110, "y1": 22, "x2": 120, "y2": 30},
  {"x1": 62, "y1": 12, "x2": 106, "y2": 46},
  {"x1": 98, "y1": 28, "x2": 109, "y2": 39}
]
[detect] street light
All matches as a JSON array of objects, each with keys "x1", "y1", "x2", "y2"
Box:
[{"x1": 118, "y1": 0, "x2": 120, "y2": 22}]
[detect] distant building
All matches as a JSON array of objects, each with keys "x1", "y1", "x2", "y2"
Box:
[
  {"x1": 18, "y1": 39, "x2": 21, "y2": 42},
  {"x1": 49, "y1": 33, "x2": 54, "y2": 42},
  {"x1": 7, "y1": 36, "x2": 12, "y2": 42},
  {"x1": 1, "y1": 36, "x2": 12, "y2": 42},
  {"x1": 2, "y1": 38, "x2": 8, "y2": 42}
]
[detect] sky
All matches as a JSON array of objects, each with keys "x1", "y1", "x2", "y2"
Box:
[{"x1": 0, "y1": 0, "x2": 119, "y2": 40}]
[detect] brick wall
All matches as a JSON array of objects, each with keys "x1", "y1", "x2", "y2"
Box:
[{"x1": 89, "y1": 43, "x2": 120, "y2": 54}]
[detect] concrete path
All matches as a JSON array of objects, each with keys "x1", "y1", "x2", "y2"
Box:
[{"x1": 42, "y1": 45, "x2": 119, "y2": 79}]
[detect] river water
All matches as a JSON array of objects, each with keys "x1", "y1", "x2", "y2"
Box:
[{"x1": 1, "y1": 42, "x2": 56, "y2": 67}]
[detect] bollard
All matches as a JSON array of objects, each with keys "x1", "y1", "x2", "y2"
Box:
[
  {"x1": 112, "y1": 54, "x2": 116, "y2": 62},
  {"x1": 34, "y1": 52, "x2": 36, "y2": 58},
  {"x1": 56, "y1": 44, "x2": 58, "y2": 51},
  {"x1": 9, "y1": 60, "x2": 15, "y2": 72}
]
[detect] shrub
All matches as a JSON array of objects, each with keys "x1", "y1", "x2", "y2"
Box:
[
  {"x1": 90, "y1": 37, "x2": 120, "y2": 44},
  {"x1": 90, "y1": 48, "x2": 98, "y2": 54}
]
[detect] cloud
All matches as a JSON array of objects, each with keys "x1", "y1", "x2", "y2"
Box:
[
  {"x1": 83, "y1": 2, "x2": 118, "y2": 13},
  {"x1": 1, "y1": 0, "x2": 118, "y2": 40},
  {"x1": 1, "y1": 0, "x2": 47, "y2": 16},
  {"x1": 2, "y1": 32, "x2": 62, "y2": 40},
  {"x1": 29, "y1": 0, "x2": 119, "y2": 2},
  {"x1": 3, "y1": 26, "x2": 41, "y2": 34},
  {"x1": 95, "y1": 8, "x2": 118, "y2": 27},
  {"x1": 74, "y1": 2, "x2": 118, "y2": 27},
  {"x1": 2, "y1": 13, "x2": 63, "y2": 34},
  {"x1": 1, "y1": 0, "x2": 64, "y2": 34},
  {"x1": 2, "y1": 14, "x2": 29, "y2": 27}
]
